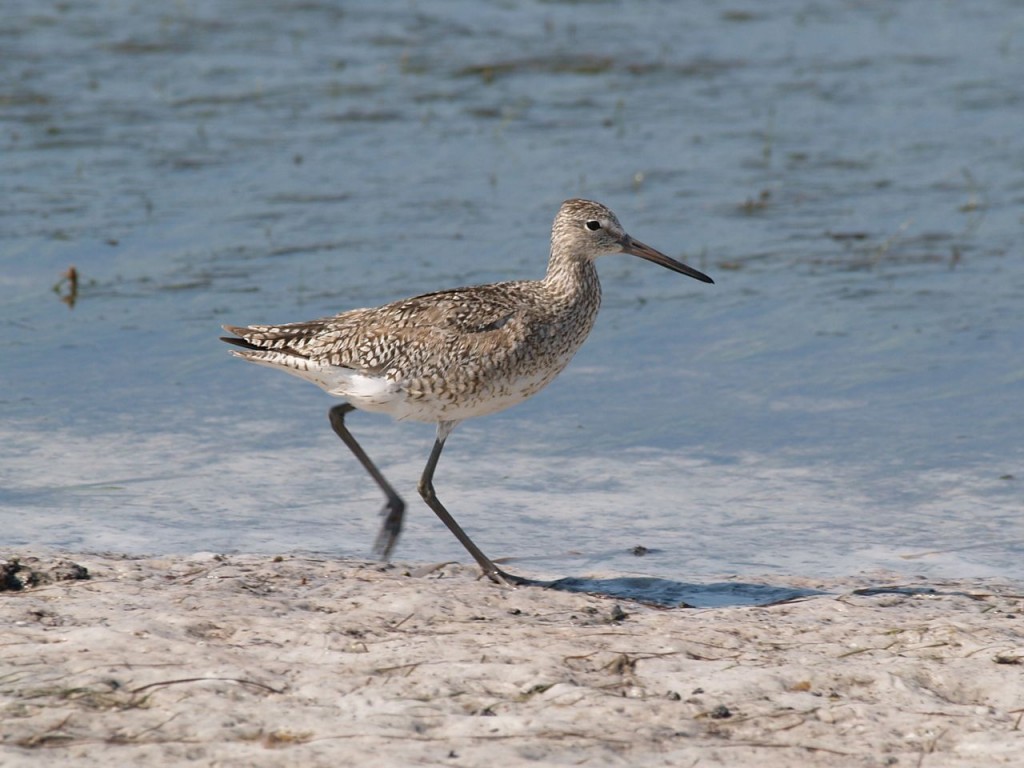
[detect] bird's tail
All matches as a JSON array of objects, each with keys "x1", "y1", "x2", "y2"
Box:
[{"x1": 220, "y1": 323, "x2": 315, "y2": 368}]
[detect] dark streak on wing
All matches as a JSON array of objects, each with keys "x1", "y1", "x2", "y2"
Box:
[
  {"x1": 220, "y1": 324, "x2": 312, "y2": 359},
  {"x1": 401, "y1": 282, "x2": 525, "y2": 335}
]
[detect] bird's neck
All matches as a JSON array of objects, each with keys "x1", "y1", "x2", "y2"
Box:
[
  {"x1": 543, "y1": 251, "x2": 601, "y2": 305},
  {"x1": 538, "y1": 253, "x2": 602, "y2": 348}
]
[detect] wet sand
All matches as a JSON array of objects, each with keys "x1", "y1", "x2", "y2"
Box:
[{"x1": 2, "y1": 553, "x2": 1022, "y2": 766}]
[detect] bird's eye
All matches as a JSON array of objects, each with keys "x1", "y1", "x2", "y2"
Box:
[{"x1": 585, "y1": 220, "x2": 602, "y2": 231}]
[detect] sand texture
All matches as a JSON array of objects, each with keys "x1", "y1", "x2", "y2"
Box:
[{"x1": 2, "y1": 553, "x2": 1023, "y2": 766}]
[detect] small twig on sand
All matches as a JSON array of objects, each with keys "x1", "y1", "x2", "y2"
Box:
[{"x1": 129, "y1": 677, "x2": 283, "y2": 695}]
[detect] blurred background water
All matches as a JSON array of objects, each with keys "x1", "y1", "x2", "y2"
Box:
[{"x1": 2, "y1": 0, "x2": 1021, "y2": 584}]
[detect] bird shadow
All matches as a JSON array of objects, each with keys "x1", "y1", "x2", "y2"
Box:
[
  {"x1": 536, "y1": 576, "x2": 969, "y2": 608},
  {"x1": 537, "y1": 575, "x2": 826, "y2": 608}
]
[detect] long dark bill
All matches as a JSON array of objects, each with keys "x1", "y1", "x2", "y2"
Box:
[{"x1": 621, "y1": 236, "x2": 714, "y2": 284}]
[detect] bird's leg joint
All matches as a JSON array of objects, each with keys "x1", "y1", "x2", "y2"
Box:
[{"x1": 417, "y1": 478, "x2": 437, "y2": 504}]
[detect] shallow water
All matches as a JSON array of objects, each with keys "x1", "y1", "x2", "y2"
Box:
[{"x1": 2, "y1": 1, "x2": 1022, "y2": 585}]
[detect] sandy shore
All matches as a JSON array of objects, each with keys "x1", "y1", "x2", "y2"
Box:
[{"x1": 1, "y1": 553, "x2": 1022, "y2": 767}]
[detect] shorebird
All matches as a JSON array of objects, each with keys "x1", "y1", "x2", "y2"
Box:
[{"x1": 222, "y1": 199, "x2": 713, "y2": 585}]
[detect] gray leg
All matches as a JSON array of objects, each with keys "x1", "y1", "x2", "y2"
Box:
[
  {"x1": 328, "y1": 403, "x2": 404, "y2": 559},
  {"x1": 417, "y1": 435, "x2": 527, "y2": 586}
]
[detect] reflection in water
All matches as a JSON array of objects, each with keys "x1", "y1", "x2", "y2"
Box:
[{"x1": 52, "y1": 266, "x2": 79, "y2": 309}]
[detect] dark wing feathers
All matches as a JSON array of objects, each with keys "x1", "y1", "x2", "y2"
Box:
[{"x1": 221, "y1": 281, "x2": 531, "y2": 373}]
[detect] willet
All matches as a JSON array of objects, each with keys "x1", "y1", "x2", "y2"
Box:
[{"x1": 222, "y1": 199, "x2": 713, "y2": 585}]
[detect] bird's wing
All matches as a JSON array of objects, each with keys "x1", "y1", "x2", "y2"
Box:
[
  {"x1": 222, "y1": 282, "x2": 530, "y2": 375},
  {"x1": 384, "y1": 283, "x2": 525, "y2": 334}
]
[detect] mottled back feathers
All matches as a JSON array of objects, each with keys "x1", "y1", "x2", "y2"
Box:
[{"x1": 222, "y1": 199, "x2": 709, "y2": 423}]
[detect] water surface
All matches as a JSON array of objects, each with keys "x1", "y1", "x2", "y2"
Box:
[{"x1": 2, "y1": 1, "x2": 1022, "y2": 585}]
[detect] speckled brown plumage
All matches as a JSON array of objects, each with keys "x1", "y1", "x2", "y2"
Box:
[
  {"x1": 222, "y1": 198, "x2": 713, "y2": 585},
  {"x1": 222, "y1": 267, "x2": 600, "y2": 424}
]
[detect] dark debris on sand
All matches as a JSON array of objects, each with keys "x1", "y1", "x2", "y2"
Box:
[{"x1": 1, "y1": 556, "x2": 90, "y2": 592}]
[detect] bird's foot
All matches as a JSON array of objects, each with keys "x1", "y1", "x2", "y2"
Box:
[
  {"x1": 373, "y1": 497, "x2": 405, "y2": 560},
  {"x1": 484, "y1": 566, "x2": 535, "y2": 588}
]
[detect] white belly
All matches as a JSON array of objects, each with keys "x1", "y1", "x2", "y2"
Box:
[{"x1": 269, "y1": 360, "x2": 564, "y2": 424}]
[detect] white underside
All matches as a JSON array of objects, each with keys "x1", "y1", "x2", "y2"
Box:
[{"x1": 244, "y1": 355, "x2": 559, "y2": 424}]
